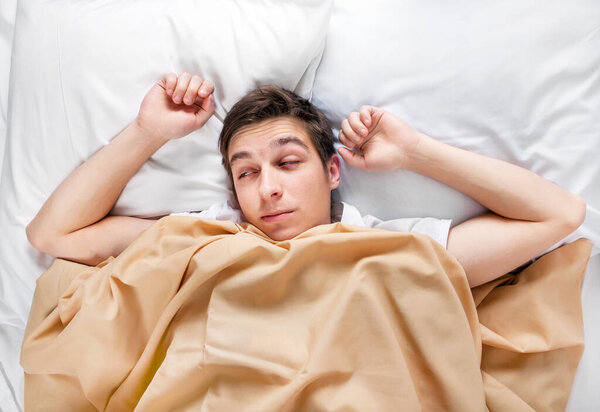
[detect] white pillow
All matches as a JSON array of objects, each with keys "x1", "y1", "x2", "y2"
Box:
[
  {"x1": 313, "y1": 0, "x2": 600, "y2": 254},
  {"x1": 0, "y1": 1, "x2": 331, "y2": 407},
  {"x1": 1, "y1": 0, "x2": 331, "y2": 267},
  {"x1": 9, "y1": 0, "x2": 331, "y2": 217}
]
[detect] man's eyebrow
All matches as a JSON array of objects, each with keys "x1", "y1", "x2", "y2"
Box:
[
  {"x1": 229, "y1": 151, "x2": 251, "y2": 166},
  {"x1": 270, "y1": 135, "x2": 309, "y2": 151}
]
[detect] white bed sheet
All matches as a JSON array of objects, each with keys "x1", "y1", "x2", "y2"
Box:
[
  {"x1": 1, "y1": 0, "x2": 19, "y2": 409},
  {"x1": 0, "y1": 0, "x2": 17, "y2": 181}
]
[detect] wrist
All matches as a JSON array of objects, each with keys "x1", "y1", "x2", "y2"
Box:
[
  {"x1": 130, "y1": 119, "x2": 169, "y2": 149},
  {"x1": 403, "y1": 132, "x2": 433, "y2": 171}
]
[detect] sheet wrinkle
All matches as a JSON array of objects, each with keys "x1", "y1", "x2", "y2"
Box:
[
  {"x1": 55, "y1": 11, "x2": 77, "y2": 166},
  {"x1": 204, "y1": 343, "x2": 299, "y2": 379},
  {"x1": 479, "y1": 325, "x2": 580, "y2": 353}
]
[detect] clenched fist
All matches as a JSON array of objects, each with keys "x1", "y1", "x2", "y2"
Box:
[
  {"x1": 135, "y1": 72, "x2": 215, "y2": 143},
  {"x1": 338, "y1": 106, "x2": 422, "y2": 172}
]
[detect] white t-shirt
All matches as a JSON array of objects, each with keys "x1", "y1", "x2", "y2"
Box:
[{"x1": 171, "y1": 202, "x2": 452, "y2": 248}]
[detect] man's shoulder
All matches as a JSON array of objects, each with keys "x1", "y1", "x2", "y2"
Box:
[
  {"x1": 336, "y1": 202, "x2": 451, "y2": 248},
  {"x1": 333, "y1": 202, "x2": 369, "y2": 226}
]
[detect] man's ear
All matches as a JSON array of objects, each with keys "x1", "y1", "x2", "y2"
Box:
[{"x1": 327, "y1": 155, "x2": 341, "y2": 190}]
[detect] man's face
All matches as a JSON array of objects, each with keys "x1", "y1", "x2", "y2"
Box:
[{"x1": 228, "y1": 117, "x2": 340, "y2": 241}]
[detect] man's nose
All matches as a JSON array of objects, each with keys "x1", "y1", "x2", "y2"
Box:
[{"x1": 258, "y1": 168, "x2": 282, "y2": 200}]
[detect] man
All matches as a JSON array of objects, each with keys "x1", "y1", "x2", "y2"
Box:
[{"x1": 26, "y1": 73, "x2": 585, "y2": 288}]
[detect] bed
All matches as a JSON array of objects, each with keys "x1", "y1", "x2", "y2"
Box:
[{"x1": 1, "y1": 0, "x2": 599, "y2": 410}]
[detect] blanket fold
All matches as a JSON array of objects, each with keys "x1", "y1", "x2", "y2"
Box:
[{"x1": 21, "y1": 216, "x2": 592, "y2": 411}]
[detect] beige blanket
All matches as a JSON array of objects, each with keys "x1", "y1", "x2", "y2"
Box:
[{"x1": 21, "y1": 216, "x2": 592, "y2": 411}]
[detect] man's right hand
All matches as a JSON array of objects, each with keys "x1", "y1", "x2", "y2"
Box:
[
  {"x1": 27, "y1": 73, "x2": 216, "y2": 266},
  {"x1": 135, "y1": 72, "x2": 215, "y2": 143}
]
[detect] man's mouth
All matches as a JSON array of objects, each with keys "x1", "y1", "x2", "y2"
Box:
[{"x1": 261, "y1": 211, "x2": 293, "y2": 223}]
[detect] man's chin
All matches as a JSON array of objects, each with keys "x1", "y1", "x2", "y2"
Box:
[
  {"x1": 262, "y1": 224, "x2": 308, "y2": 242},
  {"x1": 258, "y1": 217, "x2": 330, "y2": 241},
  {"x1": 267, "y1": 229, "x2": 299, "y2": 242}
]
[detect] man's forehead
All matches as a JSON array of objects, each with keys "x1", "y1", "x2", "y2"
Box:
[{"x1": 234, "y1": 116, "x2": 304, "y2": 134}]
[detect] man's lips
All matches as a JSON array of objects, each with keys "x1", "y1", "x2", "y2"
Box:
[{"x1": 261, "y1": 211, "x2": 293, "y2": 223}]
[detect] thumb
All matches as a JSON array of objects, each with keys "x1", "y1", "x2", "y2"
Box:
[{"x1": 338, "y1": 146, "x2": 367, "y2": 171}]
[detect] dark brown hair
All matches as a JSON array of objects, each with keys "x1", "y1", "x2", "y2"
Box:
[{"x1": 219, "y1": 85, "x2": 335, "y2": 180}]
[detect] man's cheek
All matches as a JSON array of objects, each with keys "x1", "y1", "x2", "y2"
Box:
[
  {"x1": 235, "y1": 191, "x2": 249, "y2": 214},
  {"x1": 242, "y1": 194, "x2": 259, "y2": 218}
]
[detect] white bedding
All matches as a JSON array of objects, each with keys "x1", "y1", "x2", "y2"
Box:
[
  {"x1": 314, "y1": 0, "x2": 600, "y2": 255},
  {"x1": 1, "y1": 0, "x2": 599, "y2": 411},
  {"x1": 0, "y1": 0, "x2": 16, "y2": 179}
]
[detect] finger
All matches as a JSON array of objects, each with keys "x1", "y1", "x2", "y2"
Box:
[
  {"x1": 172, "y1": 72, "x2": 192, "y2": 104},
  {"x1": 359, "y1": 105, "x2": 373, "y2": 128},
  {"x1": 348, "y1": 111, "x2": 368, "y2": 138},
  {"x1": 195, "y1": 94, "x2": 215, "y2": 126},
  {"x1": 200, "y1": 93, "x2": 214, "y2": 113},
  {"x1": 337, "y1": 146, "x2": 367, "y2": 171},
  {"x1": 341, "y1": 118, "x2": 361, "y2": 145},
  {"x1": 162, "y1": 73, "x2": 177, "y2": 96},
  {"x1": 184, "y1": 75, "x2": 203, "y2": 105},
  {"x1": 338, "y1": 130, "x2": 355, "y2": 149},
  {"x1": 197, "y1": 79, "x2": 215, "y2": 99}
]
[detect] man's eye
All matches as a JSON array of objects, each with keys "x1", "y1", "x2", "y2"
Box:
[
  {"x1": 280, "y1": 161, "x2": 299, "y2": 167},
  {"x1": 238, "y1": 171, "x2": 253, "y2": 179}
]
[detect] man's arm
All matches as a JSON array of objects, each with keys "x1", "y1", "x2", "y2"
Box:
[
  {"x1": 338, "y1": 106, "x2": 585, "y2": 288},
  {"x1": 26, "y1": 73, "x2": 215, "y2": 266}
]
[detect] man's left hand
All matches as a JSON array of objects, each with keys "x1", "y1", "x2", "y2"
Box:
[{"x1": 338, "y1": 106, "x2": 421, "y2": 172}]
